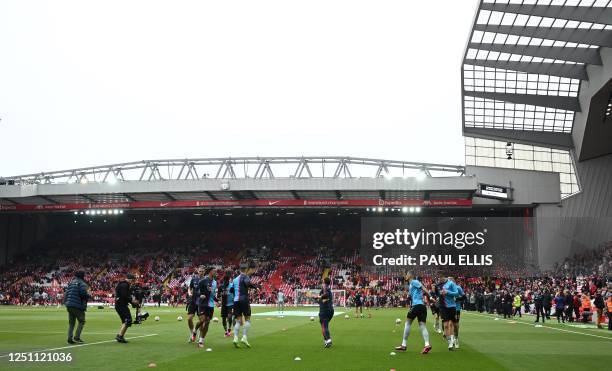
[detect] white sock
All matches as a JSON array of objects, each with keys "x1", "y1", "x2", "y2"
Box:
[
  {"x1": 419, "y1": 322, "x2": 430, "y2": 347},
  {"x1": 233, "y1": 322, "x2": 241, "y2": 340},
  {"x1": 243, "y1": 320, "x2": 251, "y2": 338},
  {"x1": 448, "y1": 335, "x2": 454, "y2": 347},
  {"x1": 401, "y1": 321, "x2": 411, "y2": 346}
]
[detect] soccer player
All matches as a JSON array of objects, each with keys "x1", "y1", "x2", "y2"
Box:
[
  {"x1": 232, "y1": 264, "x2": 259, "y2": 348},
  {"x1": 354, "y1": 291, "x2": 363, "y2": 318},
  {"x1": 220, "y1": 270, "x2": 234, "y2": 337},
  {"x1": 395, "y1": 273, "x2": 431, "y2": 354},
  {"x1": 187, "y1": 267, "x2": 202, "y2": 343},
  {"x1": 429, "y1": 282, "x2": 442, "y2": 334},
  {"x1": 439, "y1": 276, "x2": 459, "y2": 351},
  {"x1": 196, "y1": 267, "x2": 217, "y2": 348},
  {"x1": 277, "y1": 290, "x2": 285, "y2": 314},
  {"x1": 316, "y1": 277, "x2": 334, "y2": 348},
  {"x1": 453, "y1": 283, "x2": 465, "y2": 349}
]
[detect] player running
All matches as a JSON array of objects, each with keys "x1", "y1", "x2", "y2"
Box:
[
  {"x1": 453, "y1": 283, "x2": 465, "y2": 349},
  {"x1": 187, "y1": 267, "x2": 202, "y2": 343},
  {"x1": 315, "y1": 277, "x2": 334, "y2": 348},
  {"x1": 220, "y1": 271, "x2": 235, "y2": 337},
  {"x1": 196, "y1": 267, "x2": 217, "y2": 348},
  {"x1": 440, "y1": 276, "x2": 460, "y2": 351},
  {"x1": 395, "y1": 273, "x2": 432, "y2": 354},
  {"x1": 232, "y1": 264, "x2": 260, "y2": 348}
]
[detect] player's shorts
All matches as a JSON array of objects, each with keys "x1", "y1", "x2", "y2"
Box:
[
  {"x1": 407, "y1": 304, "x2": 427, "y2": 322},
  {"x1": 440, "y1": 306, "x2": 457, "y2": 322},
  {"x1": 454, "y1": 310, "x2": 461, "y2": 322},
  {"x1": 198, "y1": 305, "x2": 214, "y2": 318},
  {"x1": 115, "y1": 304, "x2": 132, "y2": 327},
  {"x1": 234, "y1": 300, "x2": 251, "y2": 317},
  {"x1": 319, "y1": 310, "x2": 334, "y2": 322},
  {"x1": 187, "y1": 301, "x2": 198, "y2": 315},
  {"x1": 430, "y1": 303, "x2": 439, "y2": 315},
  {"x1": 221, "y1": 304, "x2": 233, "y2": 317}
]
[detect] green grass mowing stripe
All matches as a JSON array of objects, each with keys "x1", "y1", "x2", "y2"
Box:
[
  {"x1": 463, "y1": 311, "x2": 612, "y2": 341},
  {"x1": 0, "y1": 334, "x2": 159, "y2": 358}
]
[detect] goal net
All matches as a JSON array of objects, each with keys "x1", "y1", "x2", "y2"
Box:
[{"x1": 294, "y1": 289, "x2": 346, "y2": 307}]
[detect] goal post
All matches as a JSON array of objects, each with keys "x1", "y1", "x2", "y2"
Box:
[{"x1": 294, "y1": 289, "x2": 346, "y2": 308}]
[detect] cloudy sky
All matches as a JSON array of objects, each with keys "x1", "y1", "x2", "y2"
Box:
[{"x1": 0, "y1": 0, "x2": 477, "y2": 176}]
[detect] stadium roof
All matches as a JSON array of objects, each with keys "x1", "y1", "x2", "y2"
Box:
[
  {"x1": 462, "y1": 0, "x2": 612, "y2": 148},
  {"x1": 0, "y1": 157, "x2": 476, "y2": 211}
]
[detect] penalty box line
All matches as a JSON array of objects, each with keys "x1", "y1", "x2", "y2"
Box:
[
  {"x1": 464, "y1": 312, "x2": 612, "y2": 341},
  {"x1": 0, "y1": 334, "x2": 159, "y2": 358}
]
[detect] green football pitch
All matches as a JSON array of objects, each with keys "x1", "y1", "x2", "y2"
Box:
[{"x1": 0, "y1": 306, "x2": 610, "y2": 371}]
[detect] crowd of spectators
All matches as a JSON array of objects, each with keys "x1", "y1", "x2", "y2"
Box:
[{"x1": 0, "y1": 224, "x2": 610, "y2": 329}]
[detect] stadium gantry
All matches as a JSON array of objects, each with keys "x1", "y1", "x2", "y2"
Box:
[{"x1": 0, "y1": 156, "x2": 466, "y2": 185}]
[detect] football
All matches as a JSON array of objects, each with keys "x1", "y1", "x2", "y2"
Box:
[
  {"x1": 154, "y1": 316, "x2": 160, "y2": 321},
  {"x1": 177, "y1": 316, "x2": 183, "y2": 321},
  {"x1": 395, "y1": 318, "x2": 401, "y2": 324},
  {"x1": 212, "y1": 317, "x2": 219, "y2": 323}
]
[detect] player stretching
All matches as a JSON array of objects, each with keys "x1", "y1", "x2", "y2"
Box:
[
  {"x1": 220, "y1": 271, "x2": 235, "y2": 337},
  {"x1": 316, "y1": 277, "x2": 334, "y2": 348},
  {"x1": 453, "y1": 283, "x2": 465, "y2": 349},
  {"x1": 196, "y1": 267, "x2": 217, "y2": 348},
  {"x1": 440, "y1": 276, "x2": 459, "y2": 351},
  {"x1": 187, "y1": 267, "x2": 202, "y2": 343},
  {"x1": 395, "y1": 273, "x2": 432, "y2": 354},
  {"x1": 233, "y1": 265, "x2": 259, "y2": 348},
  {"x1": 277, "y1": 290, "x2": 285, "y2": 314}
]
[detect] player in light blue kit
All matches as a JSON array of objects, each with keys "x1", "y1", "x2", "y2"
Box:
[
  {"x1": 453, "y1": 284, "x2": 465, "y2": 349},
  {"x1": 395, "y1": 273, "x2": 432, "y2": 354},
  {"x1": 440, "y1": 276, "x2": 460, "y2": 351}
]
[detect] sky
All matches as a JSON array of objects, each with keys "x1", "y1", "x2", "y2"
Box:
[{"x1": 0, "y1": 0, "x2": 477, "y2": 177}]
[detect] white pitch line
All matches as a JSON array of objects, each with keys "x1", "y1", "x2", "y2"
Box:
[
  {"x1": 0, "y1": 334, "x2": 158, "y2": 358},
  {"x1": 464, "y1": 312, "x2": 612, "y2": 341}
]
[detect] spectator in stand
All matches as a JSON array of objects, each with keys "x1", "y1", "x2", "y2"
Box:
[{"x1": 64, "y1": 271, "x2": 89, "y2": 344}]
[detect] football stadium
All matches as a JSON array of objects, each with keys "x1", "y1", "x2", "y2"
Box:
[{"x1": 1, "y1": 1, "x2": 611, "y2": 371}]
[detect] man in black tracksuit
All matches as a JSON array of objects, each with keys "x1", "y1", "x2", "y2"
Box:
[
  {"x1": 115, "y1": 274, "x2": 135, "y2": 343},
  {"x1": 318, "y1": 277, "x2": 334, "y2": 348},
  {"x1": 542, "y1": 290, "x2": 552, "y2": 320},
  {"x1": 534, "y1": 290, "x2": 545, "y2": 323}
]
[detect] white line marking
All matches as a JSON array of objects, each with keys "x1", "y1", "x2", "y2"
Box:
[
  {"x1": 0, "y1": 334, "x2": 158, "y2": 358},
  {"x1": 464, "y1": 312, "x2": 612, "y2": 341}
]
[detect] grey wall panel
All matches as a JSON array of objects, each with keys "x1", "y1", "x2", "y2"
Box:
[
  {"x1": 573, "y1": 47, "x2": 612, "y2": 159},
  {"x1": 465, "y1": 166, "x2": 561, "y2": 205},
  {"x1": 536, "y1": 154, "x2": 612, "y2": 269}
]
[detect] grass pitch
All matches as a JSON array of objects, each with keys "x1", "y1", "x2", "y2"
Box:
[{"x1": 0, "y1": 306, "x2": 610, "y2": 370}]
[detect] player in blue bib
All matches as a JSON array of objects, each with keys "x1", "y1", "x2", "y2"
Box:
[
  {"x1": 440, "y1": 276, "x2": 460, "y2": 351},
  {"x1": 453, "y1": 284, "x2": 465, "y2": 349},
  {"x1": 395, "y1": 273, "x2": 432, "y2": 354}
]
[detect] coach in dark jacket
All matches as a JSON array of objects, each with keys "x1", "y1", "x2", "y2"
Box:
[{"x1": 64, "y1": 271, "x2": 89, "y2": 344}]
